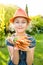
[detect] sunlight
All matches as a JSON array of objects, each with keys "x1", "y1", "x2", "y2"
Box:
[{"x1": 0, "y1": 0, "x2": 43, "y2": 16}]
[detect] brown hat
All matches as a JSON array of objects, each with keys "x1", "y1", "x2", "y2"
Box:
[{"x1": 10, "y1": 8, "x2": 31, "y2": 23}]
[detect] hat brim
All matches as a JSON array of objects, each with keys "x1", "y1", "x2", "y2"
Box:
[{"x1": 10, "y1": 16, "x2": 31, "y2": 23}]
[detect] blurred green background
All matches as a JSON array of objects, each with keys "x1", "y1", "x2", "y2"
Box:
[{"x1": 0, "y1": 4, "x2": 43, "y2": 65}]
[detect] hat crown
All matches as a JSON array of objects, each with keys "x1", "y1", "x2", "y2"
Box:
[{"x1": 14, "y1": 8, "x2": 27, "y2": 17}]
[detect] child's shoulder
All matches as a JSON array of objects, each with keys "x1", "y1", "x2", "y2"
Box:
[
  {"x1": 5, "y1": 33, "x2": 15, "y2": 46},
  {"x1": 6, "y1": 33, "x2": 15, "y2": 41},
  {"x1": 26, "y1": 34, "x2": 36, "y2": 48},
  {"x1": 27, "y1": 34, "x2": 35, "y2": 40}
]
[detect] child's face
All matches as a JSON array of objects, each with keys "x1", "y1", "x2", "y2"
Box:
[{"x1": 13, "y1": 17, "x2": 28, "y2": 33}]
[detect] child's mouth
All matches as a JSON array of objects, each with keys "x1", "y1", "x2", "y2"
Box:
[{"x1": 18, "y1": 28, "x2": 23, "y2": 29}]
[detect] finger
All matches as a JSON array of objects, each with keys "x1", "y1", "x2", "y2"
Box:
[
  {"x1": 24, "y1": 39, "x2": 32, "y2": 43},
  {"x1": 24, "y1": 42, "x2": 30, "y2": 45}
]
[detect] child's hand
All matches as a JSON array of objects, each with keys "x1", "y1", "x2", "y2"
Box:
[{"x1": 7, "y1": 35, "x2": 31, "y2": 51}]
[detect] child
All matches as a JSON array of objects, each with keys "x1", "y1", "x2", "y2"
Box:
[{"x1": 6, "y1": 8, "x2": 36, "y2": 65}]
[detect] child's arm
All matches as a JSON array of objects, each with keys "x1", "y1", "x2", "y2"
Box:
[
  {"x1": 26, "y1": 47, "x2": 35, "y2": 65},
  {"x1": 26, "y1": 36, "x2": 36, "y2": 65},
  {"x1": 6, "y1": 37, "x2": 19, "y2": 65},
  {"x1": 7, "y1": 46, "x2": 19, "y2": 65},
  {"x1": 7, "y1": 46, "x2": 14, "y2": 60}
]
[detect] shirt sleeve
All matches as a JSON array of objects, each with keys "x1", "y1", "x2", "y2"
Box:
[
  {"x1": 6, "y1": 40, "x2": 14, "y2": 46},
  {"x1": 27, "y1": 35, "x2": 36, "y2": 48},
  {"x1": 5, "y1": 37, "x2": 14, "y2": 47}
]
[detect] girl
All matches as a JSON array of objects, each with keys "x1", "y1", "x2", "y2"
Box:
[{"x1": 6, "y1": 8, "x2": 36, "y2": 65}]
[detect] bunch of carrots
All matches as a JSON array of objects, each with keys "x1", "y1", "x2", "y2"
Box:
[
  {"x1": 8, "y1": 36, "x2": 31, "y2": 50},
  {"x1": 13, "y1": 36, "x2": 31, "y2": 50}
]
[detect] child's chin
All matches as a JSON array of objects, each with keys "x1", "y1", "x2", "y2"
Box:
[{"x1": 17, "y1": 30, "x2": 24, "y2": 33}]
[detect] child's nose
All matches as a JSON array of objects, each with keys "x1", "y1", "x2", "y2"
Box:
[{"x1": 19, "y1": 23, "x2": 22, "y2": 26}]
